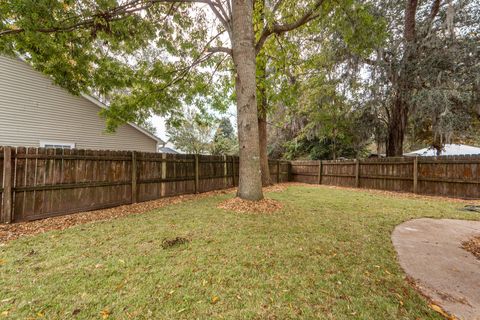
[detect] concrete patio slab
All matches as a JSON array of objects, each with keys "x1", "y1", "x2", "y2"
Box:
[{"x1": 392, "y1": 218, "x2": 480, "y2": 320}]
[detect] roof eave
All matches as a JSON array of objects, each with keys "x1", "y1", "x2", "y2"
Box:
[{"x1": 81, "y1": 94, "x2": 164, "y2": 144}]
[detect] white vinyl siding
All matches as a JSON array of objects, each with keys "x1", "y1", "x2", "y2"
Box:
[{"x1": 0, "y1": 55, "x2": 158, "y2": 152}]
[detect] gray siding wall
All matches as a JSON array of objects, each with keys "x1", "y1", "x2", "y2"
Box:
[{"x1": 0, "y1": 56, "x2": 158, "y2": 152}]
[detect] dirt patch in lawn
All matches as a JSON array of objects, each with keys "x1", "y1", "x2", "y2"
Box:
[
  {"x1": 161, "y1": 236, "x2": 190, "y2": 249},
  {"x1": 462, "y1": 235, "x2": 480, "y2": 260},
  {"x1": 217, "y1": 197, "x2": 283, "y2": 214}
]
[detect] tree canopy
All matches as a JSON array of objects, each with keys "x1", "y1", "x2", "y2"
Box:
[
  {"x1": 265, "y1": 0, "x2": 480, "y2": 160},
  {"x1": 1, "y1": 0, "x2": 478, "y2": 199},
  {"x1": 211, "y1": 117, "x2": 238, "y2": 155},
  {"x1": 167, "y1": 108, "x2": 215, "y2": 154}
]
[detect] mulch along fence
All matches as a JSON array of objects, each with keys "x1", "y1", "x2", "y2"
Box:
[
  {"x1": 0, "y1": 146, "x2": 289, "y2": 223},
  {"x1": 1, "y1": 146, "x2": 479, "y2": 224},
  {"x1": 291, "y1": 156, "x2": 480, "y2": 199}
]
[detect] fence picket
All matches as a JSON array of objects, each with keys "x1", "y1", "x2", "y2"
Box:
[{"x1": 1, "y1": 147, "x2": 12, "y2": 223}]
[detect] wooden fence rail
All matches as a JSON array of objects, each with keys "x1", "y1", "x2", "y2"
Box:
[
  {"x1": 291, "y1": 156, "x2": 480, "y2": 199},
  {"x1": 0, "y1": 146, "x2": 290, "y2": 223}
]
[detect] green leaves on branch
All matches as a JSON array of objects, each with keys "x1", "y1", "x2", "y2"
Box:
[{"x1": 1, "y1": 0, "x2": 233, "y2": 131}]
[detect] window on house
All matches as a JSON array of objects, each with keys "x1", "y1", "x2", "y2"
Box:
[{"x1": 39, "y1": 140, "x2": 76, "y2": 149}]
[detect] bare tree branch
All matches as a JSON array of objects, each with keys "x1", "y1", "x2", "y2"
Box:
[
  {"x1": 272, "y1": 0, "x2": 286, "y2": 14},
  {"x1": 0, "y1": 0, "x2": 231, "y2": 38},
  {"x1": 255, "y1": 0, "x2": 325, "y2": 54},
  {"x1": 206, "y1": 1, "x2": 232, "y2": 39},
  {"x1": 225, "y1": 0, "x2": 232, "y2": 22},
  {"x1": 207, "y1": 46, "x2": 232, "y2": 55},
  {"x1": 0, "y1": 0, "x2": 150, "y2": 36},
  {"x1": 207, "y1": 53, "x2": 229, "y2": 85},
  {"x1": 202, "y1": 29, "x2": 232, "y2": 56},
  {"x1": 403, "y1": 0, "x2": 418, "y2": 42},
  {"x1": 422, "y1": 0, "x2": 441, "y2": 37},
  {"x1": 429, "y1": 0, "x2": 442, "y2": 21}
]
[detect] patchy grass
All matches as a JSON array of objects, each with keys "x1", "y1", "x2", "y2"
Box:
[{"x1": 0, "y1": 185, "x2": 479, "y2": 319}]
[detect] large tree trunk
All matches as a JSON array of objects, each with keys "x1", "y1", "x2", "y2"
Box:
[
  {"x1": 255, "y1": 0, "x2": 271, "y2": 186},
  {"x1": 386, "y1": 97, "x2": 409, "y2": 156},
  {"x1": 258, "y1": 105, "x2": 272, "y2": 186},
  {"x1": 232, "y1": 0, "x2": 264, "y2": 200},
  {"x1": 386, "y1": 0, "x2": 418, "y2": 157},
  {"x1": 256, "y1": 55, "x2": 271, "y2": 186}
]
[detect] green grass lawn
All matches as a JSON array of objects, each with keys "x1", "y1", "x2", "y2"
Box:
[{"x1": 1, "y1": 185, "x2": 478, "y2": 319}]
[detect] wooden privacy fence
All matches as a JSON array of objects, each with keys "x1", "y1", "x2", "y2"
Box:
[
  {"x1": 2, "y1": 146, "x2": 480, "y2": 224},
  {"x1": 291, "y1": 156, "x2": 480, "y2": 199},
  {"x1": 0, "y1": 146, "x2": 290, "y2": 223}
]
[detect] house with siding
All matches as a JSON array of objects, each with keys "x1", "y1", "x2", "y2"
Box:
[{"x1": 0, "y1": 55, "x2": 163, "y2": 152}]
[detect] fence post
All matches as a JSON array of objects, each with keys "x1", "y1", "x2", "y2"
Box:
[
  {"x1": 276, "y1": 160, "x2": 280, "y2": 183},
  {"x1": 194, "y1": 154, "x2": 199, "y2": 193},
  {"x1": 2, "y1": 147, "x2": 13, "y2": 223},
  {"x1": 223, "y1": 155, "x2": 227, "y2": 188},
  {"x1": 131, "y1": 151, "x2": 137, "y2": 204},
  {"x1": 231, "y1": 156, "x2": 236, "y2": 187},
  {"x1": 317, "y1": 160, "x2": 322, "y2": 184},
  {"x1": 287, "y1": 162, "x2": 292, "y2": 182},
  {"x1": 355, "y1": 159, "x2": 360, "y2": 188},
  {"x1": 413, "y1": 156, "x2": 418, "y2": 194},
  {"x1": 161, "y1": 153, "x2": 167, "y2": 197}
]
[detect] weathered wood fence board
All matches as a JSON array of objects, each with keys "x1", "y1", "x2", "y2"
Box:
[
  {"x1": 0, "y1": 147, "x2": 289, "y2": 223},
  {"x1": 268, "y1": 160, "x2": 290, "y2": 184},
  {"x1": 291, "y1": 155, "x2": 480, "y2": 199}
]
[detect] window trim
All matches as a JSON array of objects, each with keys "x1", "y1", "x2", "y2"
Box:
[{"x1": 39, "y1": 140, "x2": 76, "y2": 149}]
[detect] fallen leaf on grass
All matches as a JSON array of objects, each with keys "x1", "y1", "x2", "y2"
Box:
[
  {"x1": 211, "y1": 296, "x2": 220, "y2": 304},
  {"x1": 100, "y1": 309, "x2": 111, "y2": 319},
  {"x1": 429, "y1": 304, "x2": 457, "y2": 320}
]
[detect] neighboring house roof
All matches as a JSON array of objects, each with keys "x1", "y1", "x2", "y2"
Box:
[
  {"x1": 404, "y1": 144, "x2": 480, "y2": 157},
  {"x1": 81, "y1": 94, "x2": 164, "y2": 144},
  {"x1": 158, "y1": 146, "x2": 179, "y2": 154}
]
